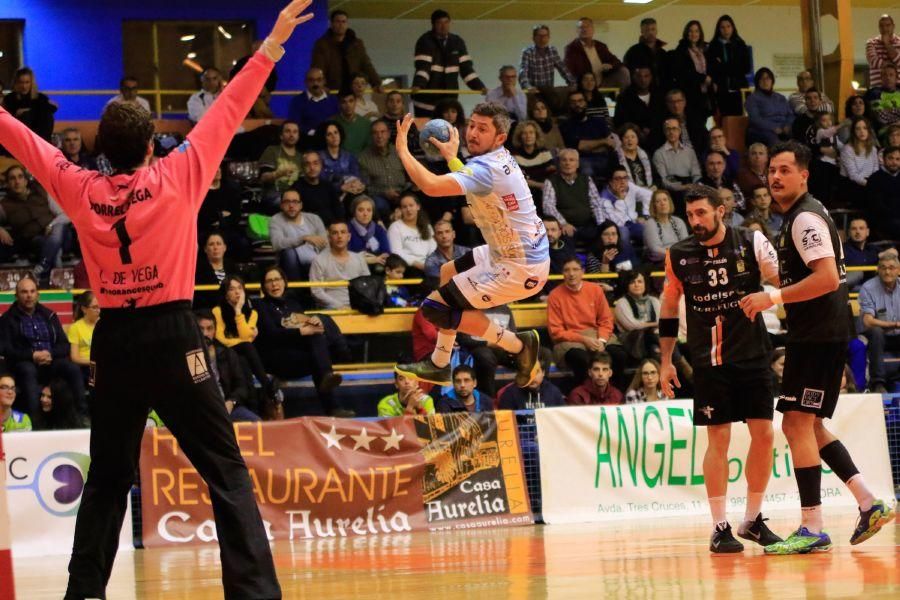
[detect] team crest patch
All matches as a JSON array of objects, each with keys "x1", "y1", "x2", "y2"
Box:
[
  {"x1": 186, "y1": 349, "x2": 211, "y2": 383},
  {"x1": 800, "y1": 388, "x2": 825, "y2": 409},
  {"x1": 501, "y1": 194, "x2": 519, "y2": 211}
]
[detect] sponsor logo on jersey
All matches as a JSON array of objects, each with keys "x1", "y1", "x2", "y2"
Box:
[
  {"x1": 736, "y1": 260, "x2": 745, "y2": 273},
  {"x1": 501, "y1": 194, "x2": 520, "y2": 211},
  {"x1": 801, "y1": 227, "x2": 823, "y2": 250},
  {"x1": 524, "y1": 277, "x2": 539, "y2": 290},
  {"x1": 481, "y1": 294, "x2": 492, "y2": 303},
  {"x1": 186, "y1": 349, "x2": 211, "y2": 384}
]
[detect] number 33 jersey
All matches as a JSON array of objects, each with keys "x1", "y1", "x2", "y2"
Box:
[{"x1": 663, "y1": 227, "x2": 779, "y2": 367}]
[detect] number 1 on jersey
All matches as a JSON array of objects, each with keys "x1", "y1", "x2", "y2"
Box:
[{"x1": 113, "y1": 217, "x2": 133, "y2": 265}]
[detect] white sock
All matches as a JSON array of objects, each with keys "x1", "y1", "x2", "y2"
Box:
[
  {"x1": 744, "y1": 492, "x2": 764, "y2": 524},
  {"x1": 482, "y1": 321, "x2": 522, "y2": 354},
  {"x1": 801, "y1": 505, "x2": 823, "y2": 533},
  {"x1": 709, "y1": 496, "x2": 727, "y2": 528},
  {"x1": 846, "y1": 474, "x2": 875, "y2": 511},
  {"x1": 431, "y1": 330, "x2": 457, "y2": 368}
]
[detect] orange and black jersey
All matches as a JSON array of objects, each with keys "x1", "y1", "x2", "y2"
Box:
[{"x1": 663, "y1": 227, "x2": 779, "y2": 367}]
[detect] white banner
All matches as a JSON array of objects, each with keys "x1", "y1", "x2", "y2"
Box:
[
  {"x1": 537, "y1": 395, "x2": 895, "y2": 523},
  {"x1": 4, "y1": 429, "x2": 134, "y2": 557},
  {"x1": 0, "y1": 431, "x2": 10, "y2": 553}
]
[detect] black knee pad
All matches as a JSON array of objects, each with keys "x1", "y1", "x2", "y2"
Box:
[{"x1": 421, "y1": 298, "x2": 462, "y2": 330}]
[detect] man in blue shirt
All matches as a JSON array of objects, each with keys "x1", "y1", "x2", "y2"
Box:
[
  {"x1": 559, "y1": 90, "x2": 615, "y2": 179},
  {"x1": 843, "y1": 217, "x2": 879, "y2": 290},
  {"x1": 859, "y1": 250, "x2": 900, "y2": 392},
  {"x1": 287, "y1": 68, "x2": 338, "y2": 136}
]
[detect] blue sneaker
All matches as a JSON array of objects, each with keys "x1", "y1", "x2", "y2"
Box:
[
  {"x1": 850, "y1": 499, "x2": 895, "y2": 545},
  {"x1": 764, "y1": 527, "x2": 832, "y2": 555}
]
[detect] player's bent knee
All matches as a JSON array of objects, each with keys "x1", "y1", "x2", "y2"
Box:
[
  {"x1": 421, "y1": 298, "x2": 462, "y2": 330},
  {"x1": 439, "y1": 261, "x2": 457, "y2": 286}
]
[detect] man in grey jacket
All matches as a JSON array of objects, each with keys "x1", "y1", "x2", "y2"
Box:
[{"x1": 269, "y1": 188, "x2": 326, "y2": 280}]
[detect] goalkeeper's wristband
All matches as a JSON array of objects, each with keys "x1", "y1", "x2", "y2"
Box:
[
  {"x1": 260, "y1": 38, "x2": 285, "y2": 62},
  {"x1": 448, "y1": 157, "x2": 465, "y2": 172}
]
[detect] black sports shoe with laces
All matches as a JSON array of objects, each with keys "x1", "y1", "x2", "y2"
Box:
[
  {"x1": 737, "y1": 513, "x2": 783, "y2": 547},
  {"x1": 710, "y1": 522, "x2": 744, "y2": 553}
]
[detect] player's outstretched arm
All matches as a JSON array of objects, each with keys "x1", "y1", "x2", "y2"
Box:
[{"x1": 394, "y1": 114, "x2": 464, "y2": 197}]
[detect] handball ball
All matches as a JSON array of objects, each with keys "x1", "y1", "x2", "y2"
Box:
[{"x1": 419, "y1": 119, "x2": 452, "y2": 161}]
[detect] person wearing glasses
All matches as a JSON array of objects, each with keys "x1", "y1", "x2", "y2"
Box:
[
  {"x1": 68, "y1": 290, "x2": 100, "y2": 388},
  {"x1": 104, "y1": 76, "x2": 151, "y2": 114},
  {"x1": 0, "y1": 374, "x2": 31, "y2": 432}
]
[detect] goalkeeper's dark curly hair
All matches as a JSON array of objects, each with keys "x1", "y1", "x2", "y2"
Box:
[{"x1": 98, "y1": 102, "x2": 155, "y2": 172}]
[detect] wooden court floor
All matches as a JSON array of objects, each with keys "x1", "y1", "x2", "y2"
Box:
[{"x1": 12, "y1": 509, "x2": 898, "y2": 599}]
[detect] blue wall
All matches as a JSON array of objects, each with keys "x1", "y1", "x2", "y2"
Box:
[{"x1": 1, "y1": 0, "x2": 329, "y2": 119}]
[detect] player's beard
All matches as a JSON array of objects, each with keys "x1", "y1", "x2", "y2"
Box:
[{"x1": 693, "y1": 215, "x2": 722, "y2": 242}]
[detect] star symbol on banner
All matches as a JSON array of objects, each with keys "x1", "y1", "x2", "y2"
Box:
[
  {"x1": 382, "y1": 428, "x2": 404, "y2": 451},
  {"x1": 351, "y1": 427, "x2": 376, "y2": 451},
  {"x1": 320, "y1": 424, "x2": 346, "y2": 449}
]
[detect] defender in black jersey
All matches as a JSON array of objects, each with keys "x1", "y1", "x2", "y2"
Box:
[
  {"x1": 659, "y1": 185, "x2": 783, "y2": 553},
  {"x1": 741, "y1": 141, "x2": 893, "y2": 554}
]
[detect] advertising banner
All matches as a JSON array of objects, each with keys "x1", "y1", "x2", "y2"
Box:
[
  {"x1": 536, "y1": 395, "x2": 894, "y2": 523},
  {"x1": 0, "y1": 431, "x2": 16, "y2": 599}
]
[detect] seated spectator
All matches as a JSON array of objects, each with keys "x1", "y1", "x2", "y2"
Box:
[
  {"x1": 67, "y1": 291, "x2": 98, "y2": 387},
  {"x1": 598, "y1": 165, "x2": 651, "y2": 247},
  {"x1": 586, "y1": 220, "x2": 638, "y2": 275},
  {"x1": 334, "y1": 89, "x2": 371, "y2": 155},
  {"x1": 719, "y1": 187, "x2": 743, "y2": 227},
  {"x1": 745, "y1": 67, "x2": 794, "y2": 147},
  {"x1": 577, "y1": 72, "x2": 613, "y2": 123},
  {"x1": 883, "y1": 123, "x2": 900, "y2": 155},
  {"x1": 668, "y1": 21, "x2": 714, "y2": 124},
  {"x1": 788, "y1": 70, "x2": 834, "y2": 116},
  {"x1": 317, "y1": 120, "x2": 366, "y2": 197},
  {"x1": 564, "y1": 17, "x2": 630, "y2": 90},
  {"x1": 741, "y1": 215, "x2": 771, "y2": 240},
  {"x1": 527, "y1": 98, "x2": 565, "y2": 152},
  {"x1": 864, "y1": 63, "x2": 900, "y2": 133},
  {"x1": 870, "y1": 146, "x2": 900, "y2": 239},
  {"x1": 652, "y1": 118, "x2": 701, "y2": 198},
  {"x1": 839, "y1": 117, "x2": 880, "y2": 197},
  {"x1": 497, "y1": 356, "x2": 565, "y2": 410},
  {"x1": 704, "y1": 127, "x2": 740, "y2": 179},
  {"x1": 643, "y1": 189, "x2": 689, "y2": 264},
  {"x1": 625, "y1": 358, "x2": 664, "y2": 403},
  {"x1": 270, "y1": 189, "x2": 327, "y2": 281},
  {"x1": 843, "y1": 217, "x2": 880, "y2": 290},
  {"x1": 288, "y1": 68, "x2": 339, "y2": 136},
  {"x1": 700, "y1": 150, "x2": 745, "y2": 210},
  {"x1": 436, "y1": 365, "x2": 494, "y2": 413},
  {"x1": 258, "y1": 121, "x2": 304, "y2": 209},
  {"x1": 567, "y1": 351, "x2": 624, "y2": 405},
  {"x1": 654, "y1": 89, "x2": 708, "y2": 153},
  {"x1": 0, "y1": 374, "x2": 31, "y2": 432},
  {"x1": 311, "y1": 10, "x2": 381, "y2": 93},
  {"x1": 60, "y1": 128, "x2": 98, "y2": 170},
  {"x1": 840, "y1": 364, "x2": 859, "y2": 394},
  {"x1": 616, "y1": 123, "x2": 656, "y2": 190},
  {"x1": 105, "y1": 76, "x2": 151, "y2": 114},
  {"x1": 293, "y1": 150, "x2": 345, "y2": 227},
  {"x1": 614, "y1": 271, "x2": 663, "y2": 363},
  {"x1": 542, "y1": 148, "x2": 604, "y2": 244},
  {"x1": 358, "y1": 119, "x2": 410, "y2": 219},
  {"x1": 378, "y1": 373, "x2": 435, "y2": 416},
  {"x1": 559, "y1": 90, "x2": 615, "y2": 179},
  {"x1": 424, "y1": 220, "x2": 470, "y2": 289},
  {"x1": 350, "y1": 74, "x2": 379, "y2": 121},
  {"x1": 384, "y1": 254, "x2": 412, "y2": 308},
  {"x1": 33, "y1": 381, "x2": 84, "y2": 430},
  {"x1": 736, "y1": 143, "x2": 769, "y2": 198},
  {"x1": 195, "y1": 310, "x2": 261, "y2": 422},
  {"x1": 808, "y1": 111, "x2": 842, "y2": 206},
  {"x1": 348, "y1": 195, "x2": 391, "y2": 271},
  {"x1": 486, "y1": 66, "x2": 528, "y2": 122},
  {"x1": 543, "y1": 216, "x2": 577, "y2": 278},
  {"x1": 2, "y1": 67, "x2": 56, "y2": 141},
  {"x1": 613, "y1": 67, "x2": 665, "y2": 144},
  {"x1": 791, "y1": 87, "x2": 827, "y2": 146},
  {"x1": 0, "y1": 275, "x2": 85, "y2": 417},
  {"x1": 194, "y1": 232, "x2": 237, "y2": 309},
  {"x1": 838, "y1": 94, "x2": 874, "y2": 144},
  {"x1": 383, "y1": 91, "x2": 427, "y2": 161},
  {"x1": 706, "y1": 15, "x2": 752, "y2": 117},
  {"x1": 256, "y1": 266, "x2": 351, "y2": 418},
  {"x1": 548, "y1": 257, "x2": 627, "y2": 387},
  {"x1": 434, "y1": 99, "x2": 470, "y2": 159},
  {"x1": 859, "y1": 250, "x2": 900, "y2": 393},
  {"x1": 198, "y1": 168, "x2": 249, "y2": 260},
  {"x1": 213, "y1": 276, "x2": 280, "y2": 413},
  {"x1": 745, "y1": 185, "x2": 783, "y2": 235},
  {"x1": 387, "y1": 194, "x2": 436, "y2": 274},
  {"x1": 310, "y1": 221, "x2": 370, "y2": 309},
  {"x1": 512, "y1": 120, "x2": 556, "y2": 206},
  {"x1": 770, "y1": 347, "x2": 785, "y2": 396},
  {"x1": 187, "y1": 67, "x2": 223, "y2": 124}
]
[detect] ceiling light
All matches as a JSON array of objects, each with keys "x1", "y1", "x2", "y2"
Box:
[
  {"x1": 180, "y1": 34, "x2": 196, "y2": 42},
  {"x1": 187, "y1": 52, "x2": 197, "y2": 59},
  {"x1": 217, "y1": 26, "x2": 232, "y2": 40},
  {"x1": 851, "y1": 80, "x2": 860, "y2": 90}
]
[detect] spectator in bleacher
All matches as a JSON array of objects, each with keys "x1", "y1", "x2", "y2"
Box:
[
  {"x1": 194, "y1": 232, "x2": 236, "y2": 309},
  {"x1": 808, "y1": 111, "x2": 842, "y2": 206},
  {"x1": 311, "y1": 10, "x2": 381, "y2": 93},
  {"x1": 643, "y1": 189, "x2": 689, "y2": 265},
  {"x1": 859, "y1": 250, "x2": 900, "y2": 393},
  {"x1": 382, "y1": 91, "x2": 426, "y2": 160},
  {"x1": 884, "y1": 123, "x2": 900, "y2": 153},
  {"x1": 230, "y1": 40, "x2": 278, "y2": 94},
  {"x1": 289, "y1": 68, "x2": 339, "y2": 137},
  {"x1": 719, "y1": 187, "x2": 744, "y2": 228},
  {"x1": 257, "y1": 266, "x2": 350, "y2": 417},
  {"x1": 742, "y1": 215, "x2": 771, "y2": 240},
  {"x1": 658, "y1": 89, "x2": 708, "y2": 153},
  {"x1": 378, "y1": 372, "x2": 435, "y2": 416},
  {"x1": 512, "y1": 120, "x2": 556, "y2": 207},
  {"x1": 745, "y1": 185, "x2": 783, "y2": 235},
  {"x1": 840, "y1": 117, "x2": 880, "y2": 197},
  {"x1": 387, "y1": 193, "x2": 435, "y2": 274},
  {"x1": 706, "y1": 15, "x2": 752, "y2": 117},
  {"x1": 270, "y1": 188, "x2": 327, "y2": 281},
  {"x1": 788, "y1": 71, "x2": 834, "y2": 116},
  {"x1": 586, "y1": 220, "x2": 638, "y2": 275},
  {"x1": 358, "y1": 119, "x2": 409, "y2": 219},
  {"x1": 67, "y1": 291, "x2": 98, "y2": 388},
  {"x1": 700, "y1": 150, "x2": 745, "y2": 210},
  {"x1": 577, "y1": 72, "x2": 613, "y2": 123},
  {"x1": 351, "y1": 74, "x2": 379, "y2": 121},
  {"x1": 543, "y1": 216, "x2": 577, "y2": 279},
  {"x1": 542, "y1": 148, "x2": 603, "y2": 244},
  {"x1": 652, "y1": 118, "x2": 701, "y2": 197},
  {"x1": 613, "y1": 68, "x2": 664, "y2": 145},
  {"x1": 668, "y1": 21, "x2": 713, "y2": 123},
  {"x1": 0, "y1": 275, "x2": 84, "y2": 417},
  {"x1": 186, "y1": 67, "x2": 222, "y2": 124},
  {"x1": 436, "y1": 365, "x2": 493, "y2": 413},
  {"x1": 567, "y1": 351, "x2": 624, "y2": 405},
  {"x1": 411, "y1": 9, "x2": 487, "y2": 118},
  {"x1": 865, "y1": 64, "x2": 900, "y2": 133},
  {"x1": 258, "y1": 121, "x2": 304, "y2": 210},
  {"x1": 518, "y1": 24, "x2": 576, "y2": 101},
  {"x1": 2, "y1": 68, "x2": 56, "y2": 142},
  {"x1": 384, "y1": 254, "x2": 412, "y2": 308},
  {"x1": 497, "y1": 355, "x2": 565, "y2": 410},
  {"x1": 486, "y1": 66, "x2": 528, "y2": 123},
  {"x1": 433, "y1": 99, "x2": 470, "y2": 158},
  {"x1": 866, "y1": 15, "x2": 900, "y2": 89},
  {"x1": 317, "y1": 120, "x2": 366, "y2": 197},
  {"x1": 616, "y1": 124, "x2": 656, "y2": 190},
  {"x1": 60, "y1": 128, "x2": 98, "y2": 170},
  {"x1": 424, "y1": 219, "x2": 469, "y2": 289},
  {"x1": 528, "y1": 99, "x2": 565, "y2": 152},
  {"x1": 598, "y1": 165, "x2": 650, "y2": 247},
  {"x1": 736, "y1": 143, "x2": 769, "y2": 198},
  {"x1": 791, "y1": 88, "x2": 827, "y2": 147},
  {"x1": 563, "y1": 17, "x2": 629, "y2": 91},
  {"x1": 843, "y1": 217, "x2": 879, "y2": 291},
  {"x1": 105, "y1": 76, "x2": 151, "y2": 114},
  {"x1": 195, "y1": 310, "x2": 261, "y2": 422},
  {"x1": 334, "y1": 90, "x2": 371, "y2": 155},
  {"x1": 770, "y1": 347, "x2": 785, "y2": 396},
  {"x1": 625, "y1": 358, "x2": 664, "y2": 403},
  {"x1": 33, "y1": 381, "x2": 84, "y2": 430},
  {"x1": 348, "y1": 195, "x2": 390, "y2": 271},
  {"x1": 548, "y1": 256, "x2": 626, "y2": 387},
  {"x1": 745, "y1": 67, "x2": 794, "y2": 147},
  {"x1": 704, "y1": 127, "x2": 740, "y2": 180},
  {"x1": 838, "y1": 95, "x2": 874, "y2": 144},
  {"x1": 624, "y1": 18, "x2": 669, "y2": 86},
  {"x1": 870, "y1": 146, "x2": 900, "y2": 239},
  {"x1": 198, "y1": 168, "x2": 247, "y2": 258},
  {"x1": 292, "y1": 150, "x2": 344, "y2": 227},
  {"x1": 559, "y1": 91, "x2": 615, "y2": 179},
  {"x1": 614, "y1": 271, "x2": 664, "y2": 364},
  {"x1": 0, "y1": 374, "x2": 31, "y2": 432},
  {"x1": 310, "y1": 221, "x2": 370, "y2": 309}
]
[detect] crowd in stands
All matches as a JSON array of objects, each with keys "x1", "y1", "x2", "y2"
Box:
[{"x1": 2, "y1": 9, "x2": 900, "y2": 431}]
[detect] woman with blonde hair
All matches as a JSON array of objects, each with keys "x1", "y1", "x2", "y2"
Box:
[
  {"x1": 2, "y1": 67, "x2": 57, "y2": 141},
  {"x1": 839, "y1": 117, "x2": 880, "y2": 197},
  {"x1": 643, "y1": 189, "x2": 689, "y2": 264}
]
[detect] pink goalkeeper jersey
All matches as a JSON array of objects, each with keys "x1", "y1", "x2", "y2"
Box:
[{"x1": 0, "y1": 53, "x2": 275, "y2": 308}]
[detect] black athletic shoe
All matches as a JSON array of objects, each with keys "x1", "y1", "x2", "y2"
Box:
[
  {"x1": 710, "y1": 522, "x2": 744, "y2": 554},
  {"x1": 394, "y1": 359, "x2": 452, "y2": 385},
  {"x1": 514, "y1": 330, "x2": 541, "y2": 387},
  {"x1": 737, "y1": 513, "x2": 783, "y2": 547}
]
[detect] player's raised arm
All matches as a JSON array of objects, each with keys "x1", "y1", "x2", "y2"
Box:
[
  {"x1": 394, "y1": 114, "x2": 465, "y2": 197},
  {"x1": 658, "y1": 250, "x2": 684, "y2": 397}
]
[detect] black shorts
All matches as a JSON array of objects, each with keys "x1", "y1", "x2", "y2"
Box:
[
  {"x1": 692, "y1": 357, "x2": 774, "y2": 426},
  {"x1": 778, "y1": 341, "x2": 846, "y2": 419}
]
